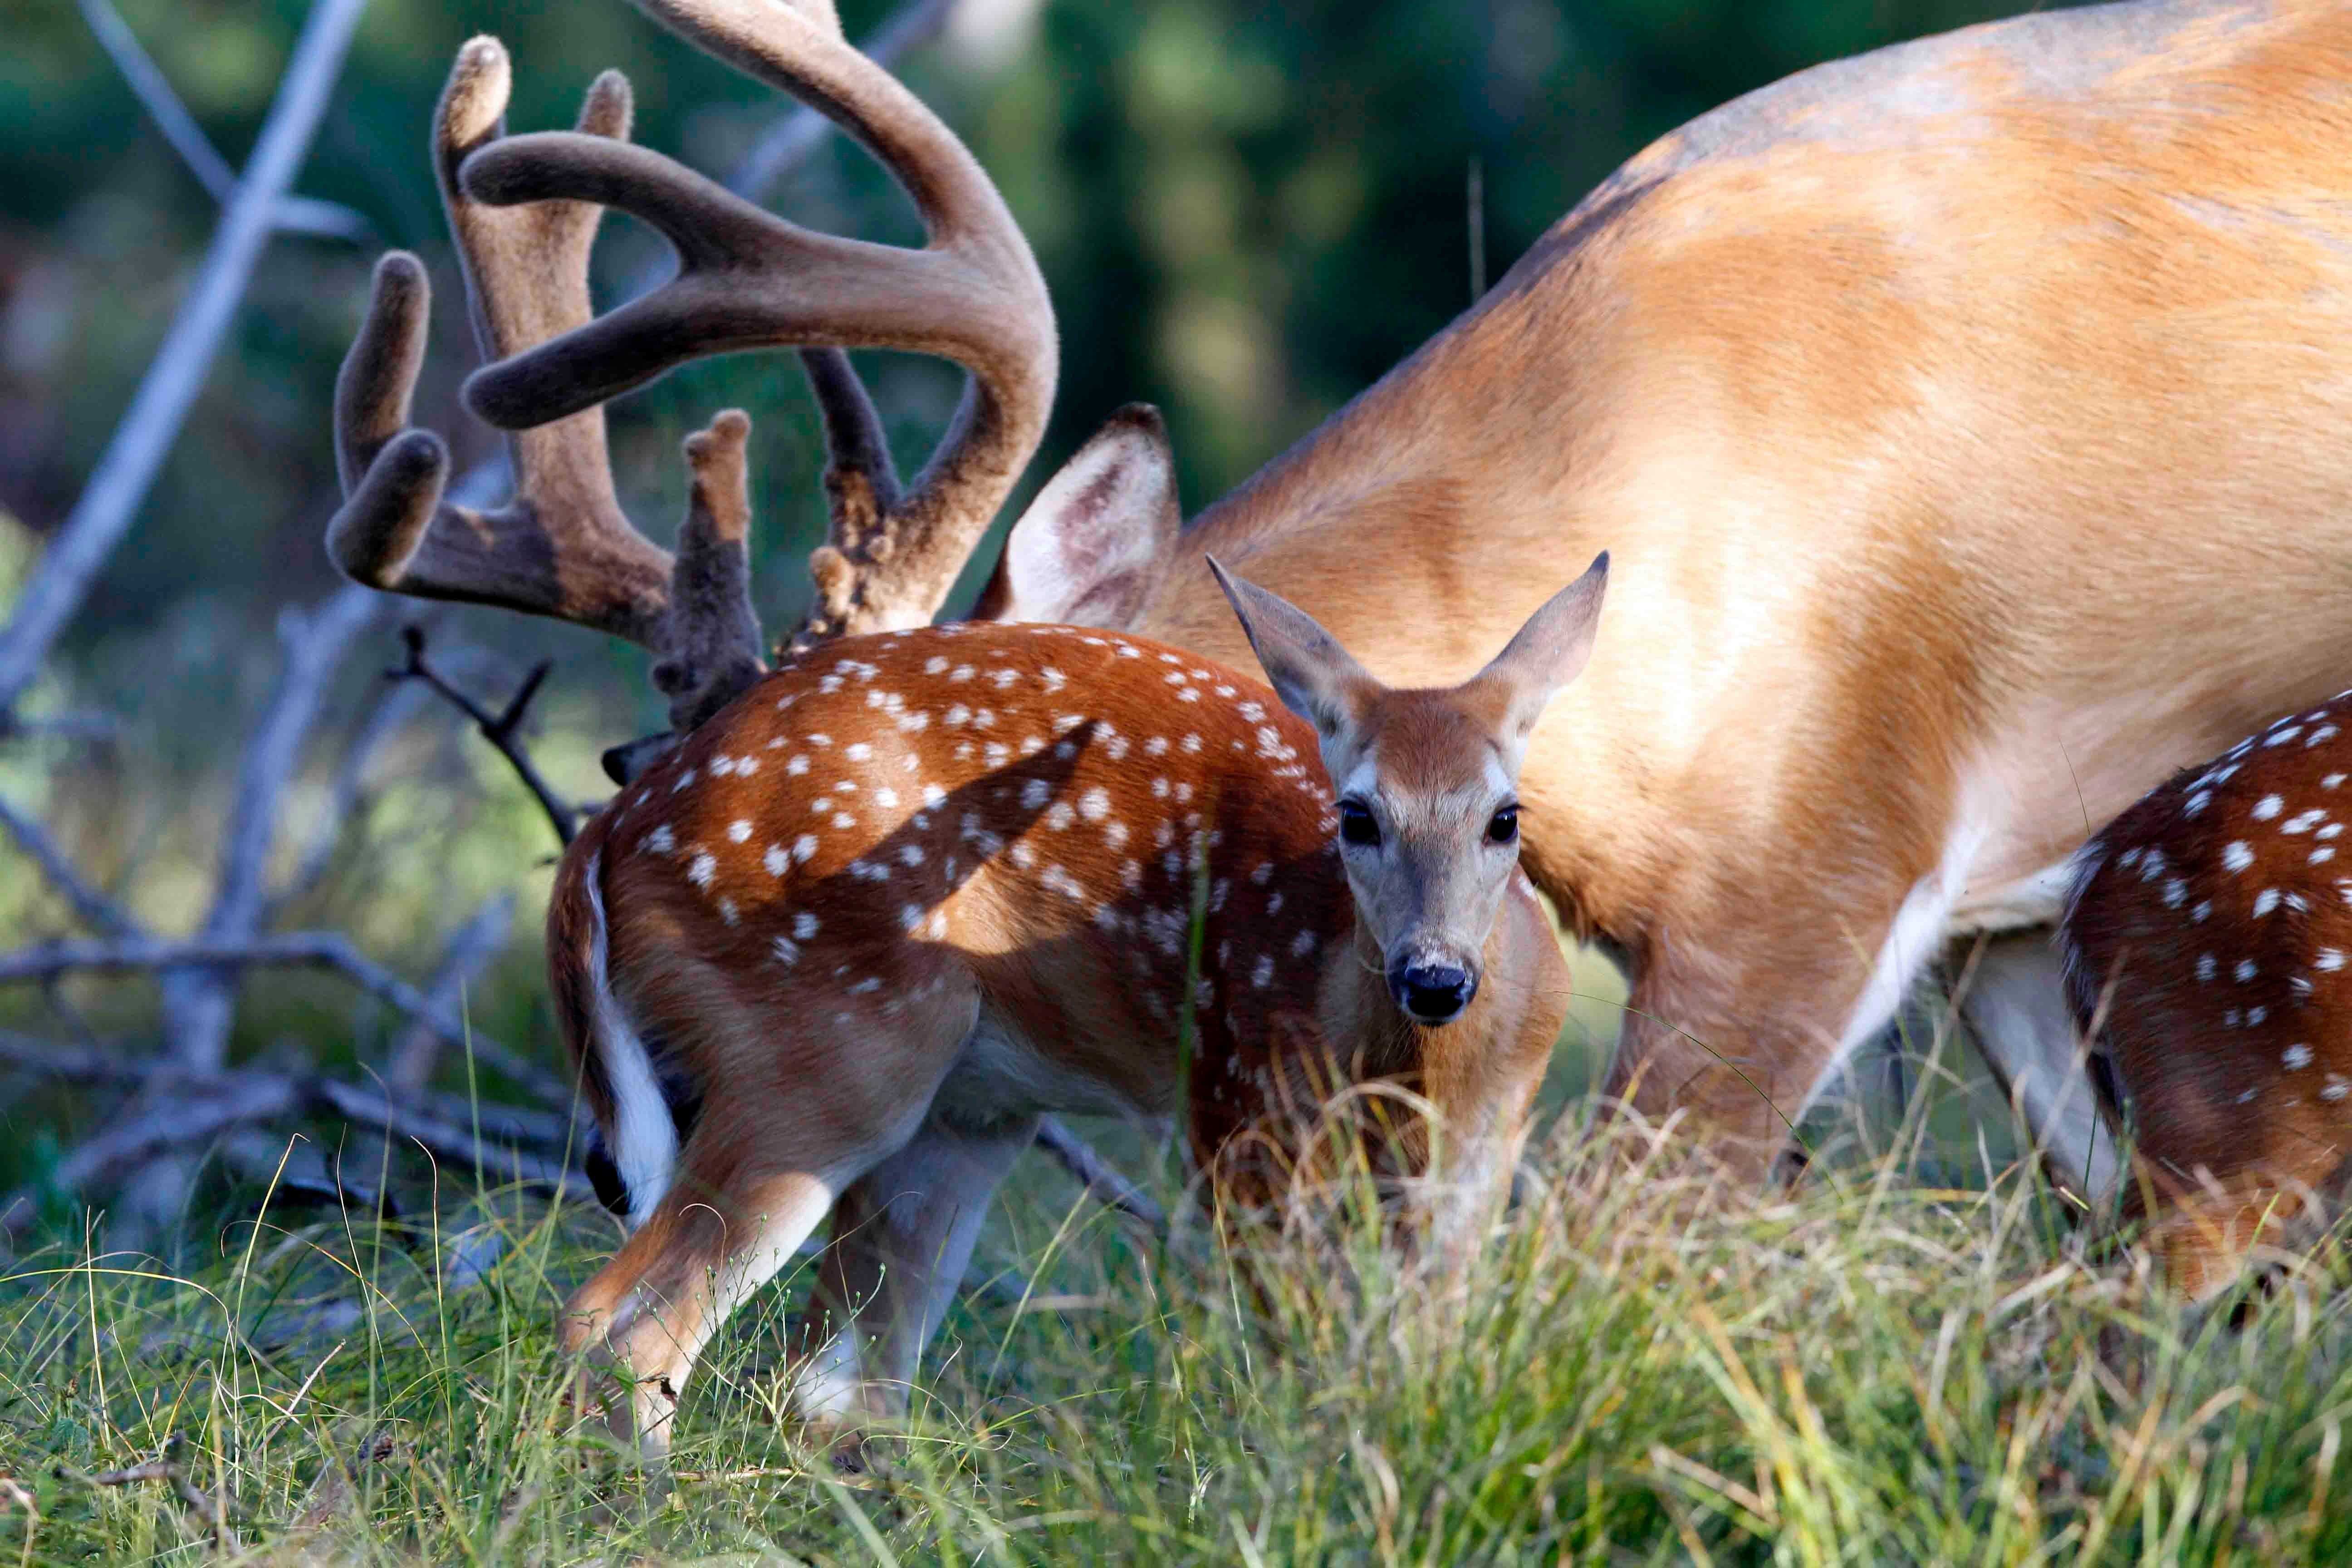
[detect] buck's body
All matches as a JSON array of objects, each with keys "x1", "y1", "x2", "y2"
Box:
[
  {"x1": 998, "y1": 0, "x2": 2352, "y2": 1183},
  {"x1": 545, "y1": 620, "x2": 1571, "y2": 1449}
]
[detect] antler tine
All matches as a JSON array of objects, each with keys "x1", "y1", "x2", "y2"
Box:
[
  {"x1": 457, "y1": 0, "x2": 1057, "y2": 641},
  {"x1": 324, "y1": 40, "x2": 673, "y2": 648},
  {"x1": 656, "y1": 409, "x2": 769, "y2": 733}
]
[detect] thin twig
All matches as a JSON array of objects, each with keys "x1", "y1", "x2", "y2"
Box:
[
  {"x1": 0, "y1": 0, "x2": 372, "y2": 714},
  {"x1": 1034, "y1": 1116, "x2": 1166, "y2": 1230},
  {"x1": 0, "y1": 795, "x2": 142, "y2": 938},
  {"x1": 59, "y1": 1436, "x2": 235, "y2": 1550},
  {"x1": 73, "y1": 0, "x2": 368, "y2": 241},
  {"x1": 390, "y1": 627, "x2": 576, "y2": 846}
]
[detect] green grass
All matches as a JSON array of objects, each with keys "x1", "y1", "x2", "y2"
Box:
[{"x1": 6, "y1": 1097, "x2": 2352, "y2": 1567}]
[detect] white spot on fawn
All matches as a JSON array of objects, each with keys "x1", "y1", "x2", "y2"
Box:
[
  {"x1": 2256, "y1": 888, "x2": 2282, "y2": 917},
  {"x1": 2197, "y1": 954, "x2": 2217, "y2": 983},
  {"x1": 2319, "y1": 949, "x2": 2347, "y2": 971},
  {"x1": 2286, "y1": 1044, "x2": 2315, "y2": 1070},
  {"x1": 2225, "y1": 841, "x2": 2255, "y2": 873},
  {"x1": 794, "y1": 912, "x2": 820, "y2": 941},
  {"x1": 728, "y1": 819, "x2": 753, "y2": 843},
  {"x1": 2237, "y1": 959, "x2": 2259, "y2": 982},
  {"x1": 2254, "y1": 795, "x2": 2284, "y2": 821}
]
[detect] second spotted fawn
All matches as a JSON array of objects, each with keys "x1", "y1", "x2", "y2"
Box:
[{"x1": 2067, "y1": 694, "x2": 2352, "y2": 1296}]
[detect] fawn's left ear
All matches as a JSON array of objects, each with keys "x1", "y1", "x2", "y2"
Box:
[
  {"x1": 1466, "y1": 551, "x2": 1609, "y2": 740},
  {"x1": 1206, "y1": 556, "x2": 1380, "y2": 738}
]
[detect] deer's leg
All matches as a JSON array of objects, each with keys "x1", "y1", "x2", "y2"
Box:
[
  {"x1": 1958, "y1": 930, "x2": 2124, "y2": 1208},
  {"x1": 558, "y1": 1000, "x2": 975, "y2": 1462},
  {"x1": 1599, "y1": 838, "x2": 1970, "y2": 1181},
  {"x1": 791, "y1": 1111, "x2": 1039, "y2": 1434},
  {"x1": 559, "y1": 1157, "x2": 843, "y2": 1465}
]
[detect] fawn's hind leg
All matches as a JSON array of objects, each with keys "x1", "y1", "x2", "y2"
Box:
[
  {"x1": 559, "y1": 1157, "x2": 845, "y2": 1465},
  {"x1": 557, "y1": 972, "x2": 981, "y2": 1463},
  {"x1": 791, "y1": 1111, "x2": 1039, "y2": 1433}
]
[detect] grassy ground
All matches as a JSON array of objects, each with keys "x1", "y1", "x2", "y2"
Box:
[{"x1": 6, "y1": 1057, "x2": 2352, "y2": 1568}]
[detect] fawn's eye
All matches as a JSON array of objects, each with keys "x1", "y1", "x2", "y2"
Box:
[
  {"x1": 1486, "y1": 805, "x2": 1519, "y2": 845},
  {"x1": 1338, "y1": 799, "x2": 1380, "y2": 848}
]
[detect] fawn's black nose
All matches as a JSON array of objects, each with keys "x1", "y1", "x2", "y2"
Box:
[{"x1": 1392, "y1": 961, "x2": 1476, "y2": 1025}]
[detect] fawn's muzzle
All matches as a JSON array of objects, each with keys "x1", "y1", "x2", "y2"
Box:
[{"x1": 1392, "y1": 960, "x2": 1476, "y2": 1024}]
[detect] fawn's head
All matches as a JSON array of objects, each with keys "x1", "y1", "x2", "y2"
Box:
[{"x1": 1211, "y1": 553, "x2": 1608, "y2": 1025}]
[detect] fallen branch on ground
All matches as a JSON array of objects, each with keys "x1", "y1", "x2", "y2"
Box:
[
  {"x1": 0, "y1": 930, "x2": 567, "y2": 1104},
  {"x1": 59, "y1": 1435, "x2": 235, "y2": 1550}
]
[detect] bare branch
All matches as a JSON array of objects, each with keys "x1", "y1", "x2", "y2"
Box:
[
  {"x1": 0, "y1": 0, "x2": 372, "y2": 714},
  {"x1": 60, "y1": 1436, "x2": 235, "y2": 1550},
  {"x1": 0, "y1": 794, "x2": 142, "y2": 938},
  {"x1": 389, "y1": 627, "x2": 577, "y2": 845},
  {"x1": 0, "y1": 1029, "x2": 142, "y2": 1083},
  {"x1": 0, "y1": 710, "x2": 118, "y2": 745},
  {"x1": 312, "y1": 1078, "x2": 592, "y2": 1199},
  {"x1": 159, "y1": 584, "x2": 381, "y2": 1089},
  {"x1": 73, "y1": 0, "x2": 369, "y2": 242},
  {"x1": 270, "y1": 648, "x2": 437, "y2": 919},
  {"x1": 1034, "y1": 1115, "x2": 1166, "y2": 1230},
  {"x1": 0, "y1": 931, "x2": 567, "y2": 1105},
  {"x1": 2, "y1": 1058, "x2": 588, "y2": 1242},
  {"x1": 387, "y1": 892, "x2": 516, "y2": 1098},
  {"x1": 51, "y1": 1072, "x2": 304, "y2": 1196}
]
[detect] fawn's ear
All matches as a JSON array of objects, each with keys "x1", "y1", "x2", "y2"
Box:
[
  {"x1": 1207, "y1": 557, "x2": 1380, "y2": 738},
  {"x1": 1465, "y1": 551, "x2": 1609, "y2": 741},
  {"x1": 976, "y1": 404, "x2": 1181, "y2": 629}
]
